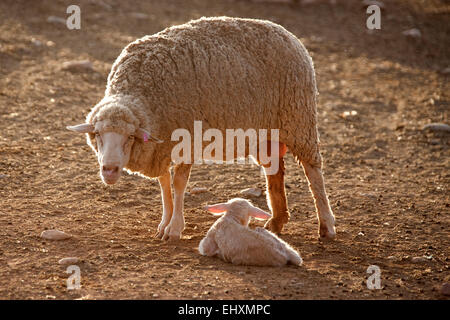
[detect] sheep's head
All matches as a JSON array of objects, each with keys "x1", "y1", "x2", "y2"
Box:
[
  {"x1": 67, "y1": 107, "x2": 162, "y2": 185},
  {"x1": 204, "y1": 198, "x2": 271, "y2": 226}
]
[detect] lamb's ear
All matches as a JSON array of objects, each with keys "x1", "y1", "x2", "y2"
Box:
[
  {"x1": 204, "y1": 203, "x2": 229, "y2": 215},
  {"x1": 136, "y1": 128, "x2": 163, "y2": 143},
  {"x1": 248, "y1": 206, "x2": 272, "y2": 220},
  {"x1": 66, "y1": 123, "x2": 94, "y2": 133}
]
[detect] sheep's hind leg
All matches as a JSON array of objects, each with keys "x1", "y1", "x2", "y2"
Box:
[
  {"x1": 162, "y1": 163, "x2": 192, "y2": 241},
  {"x1": 263, "y1": 157, "x2": 289, "y2": 234},
  {"x1": 301, "y1": 161, "x2": 336, "y2": 240},
  {"x1": 155, "y1": 169, "x2": 173, "y2": 239}
]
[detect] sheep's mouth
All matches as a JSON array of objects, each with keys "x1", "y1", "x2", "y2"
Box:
[{"x1": 100, "y1": 168, "x2": 121, "y2": 185}]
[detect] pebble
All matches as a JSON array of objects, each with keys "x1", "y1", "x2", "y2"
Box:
[
  {"x1": 441, "y1": 283, "x2": 450, "y2": 296},
  {"x1": 422, "y1": 123, "x2": 450, "y2": 133},
  {"x1": 58, "y1": 257, "x2": 79, "y2": 265},
  {"x1": 0, "y1": 174, "x2": 8, "y2": 179},
  {"x1": 411, "y1": 256, "x2": 428, "y2": 263},
  {"x1": 40, "y1": 229, "x2": 72, "y2": 240},
  {"x1": 31, "y1": 38, "x2": 42, "y2": 47},
  {"x1": 190, "y1": 187, "x2": 208, "y2": 194},
  {"x1": 130, "y1": 13, "x2": 150, "y2": 19},
  {"x1": 240, "y1": 187, "x2": 262, "y2": 197},
  {"x1": 47, "y1": 16, "x2": 66, "y2": 25},
  {"x1": 341, "y1": 110, "x2": 358, "y2": 118},
  {"x1": 440, "y1": 67, "x2": 450, "y2": 75},
  {"x1": 402, "y1": 28, "x2": 421, "y2": 38},
  {"x1": 61, "y1": 60, "x2": 94, "y2": 72},
  {"x1": 152, "y1": 293, "x2": 159, "y2": 298}
]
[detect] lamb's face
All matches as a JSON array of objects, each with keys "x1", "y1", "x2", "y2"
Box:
[{"x1": 227, "y1": 202, "x2": 253, "y2": 226}]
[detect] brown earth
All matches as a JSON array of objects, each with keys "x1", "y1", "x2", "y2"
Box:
[{"x1": 0, "y1": 0, "x2": 449, "y2": 300}]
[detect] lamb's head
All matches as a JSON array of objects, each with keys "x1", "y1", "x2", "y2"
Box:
[
  {"x1": 67, "y1": 98, "x2": 162, "y2": 185},
  {"x1": 204, "y1": 198, "x2": 272, "y2": 226}
]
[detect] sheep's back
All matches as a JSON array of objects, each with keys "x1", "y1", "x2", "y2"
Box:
[{"x1": 107, "y1": 17, "x2": 316, "y2": 130}]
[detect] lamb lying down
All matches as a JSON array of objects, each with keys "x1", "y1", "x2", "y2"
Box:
[{"x1": 199, "y1": 198, "x2": 302, "y2": 267}]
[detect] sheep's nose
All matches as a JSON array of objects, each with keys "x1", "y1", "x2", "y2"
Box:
[{"x1": 102, "y1": 165, "x2": 119, "y2": 175}]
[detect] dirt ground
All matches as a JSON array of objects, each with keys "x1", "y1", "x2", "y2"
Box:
[{"x1": 0, "y1": 0, "x2": 448, "y2": 300}]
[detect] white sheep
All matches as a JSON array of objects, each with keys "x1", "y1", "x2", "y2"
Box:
[
  {"x1": 199, "y1": 198, "x2": 303, "y2": 267},
  {"x1": 66, "y1": 16, "x2": 336, "y2": 241}
]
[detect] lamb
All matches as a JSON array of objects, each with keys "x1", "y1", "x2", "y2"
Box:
[
  {"x1": 199, "y1": 198, "x2": 303, "y2": 267},
  {"x1": 66, "y1": 16, "x2": 336, "y2": 241}
]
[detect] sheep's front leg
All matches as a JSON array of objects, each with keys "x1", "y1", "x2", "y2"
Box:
[
  {"x1": 162, "y1": 163, "x2": 192, "y2": 241},
  {"x1": 155, "y1": 169, "x2": 173, "y2": 239}
]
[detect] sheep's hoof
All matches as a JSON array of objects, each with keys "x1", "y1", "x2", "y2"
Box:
[
  {"x1": 319, "y1": 224, "x2": 336, "y2": 241},
  {"x1": 162, "y1": 233, "x2": 181, "y2": 242},
  {"x1": 264, "y1": 218, "x2": 285, "y2": 234},
  {"x1": 154, "y1": 230, "x2": 164, "y2": 240}
]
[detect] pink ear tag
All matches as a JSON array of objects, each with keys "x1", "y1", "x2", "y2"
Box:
[{"x1": 143, "y1": 132, "x2": 149, "y2": 143}]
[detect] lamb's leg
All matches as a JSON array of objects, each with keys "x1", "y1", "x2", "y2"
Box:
[
  {"x1": 155, "y1": 169, "x2": 173, "y2": 239},
  {"x1": 198, "y1": 234, "x2": 219, "y2": 257},
  {"x1": 255, "y1": 227, "x2": 302, "y2": 265},
  {"x1": 162, "y1": 163, "x2": 191, "y2": 241},
  {"x1": 301, "y1": 161, "x2": 336, "y2": 239},
  {"x1": 263, "y1": 157, "x2": 289, "y2": 234}
]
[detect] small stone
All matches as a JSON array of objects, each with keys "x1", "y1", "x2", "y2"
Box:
[
  {"x1": 130, "y1": 12, "x2": 150, "y2": 19},
  {"x1": 58, "y1": 257, "x2": 79, "y2": 265},
  {"x1": 402, "y1": 28, "x2": 421, "y2": 38},
  {"x1": 341, "y1": 110, "x2": 358, "y2": 119},
  {"x1": 31, "y1": 38, "x2": 42, "y2": 47},
  {"x1": 0, "y1": 174, "x2": 8, "y2": 179},
  {"x1": 46, "y1": 295, "x2": 56, "y2": 299},
  {"x1": 47, "y1": 16, "x2": 66, "y2": 25},
  {"x1": 440, "y1": 67, "x2": 450, "y2": 75},
  {"x1": 40, "y1": 230, "x2": 71, "y2": 240},
  {"x1": 190, "y1": 187, "x2": 208, "y2": 194},
  {"x1": 240, "y1": 187, "x2": 262, "y2": 197},
  {"x1": 411, "y1": 256, "x2": 427, "y2": 263},
  {"x1": 61, "y1": 60, "x2": 94, "y2": 72},
  {"x1": 441, "y1": 283, "x2": 450, "y2": 296},
  {"x1": 152, "y1": 293, "x2": 159, "y2": 298},
  {"x1": 422, "y1": 123, "x2": 450, "y2": 133}
]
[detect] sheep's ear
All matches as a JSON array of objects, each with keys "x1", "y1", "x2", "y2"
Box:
[
  {"x1": 136, "y1": 128, "x2": 163, "y2": 143},
  {"x1": 66, "y1": 123, "x2": 94, "y2": 133},
  {"x1": 204, "y1": 203, "x2": 229, "y2": 215},
  {"x1": 248, "y1": 206, "x2": 272, "y2": 220}
]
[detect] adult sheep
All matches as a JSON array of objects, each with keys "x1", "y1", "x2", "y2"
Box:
[{"x1": 67, "y1": 16, "x2": 336, "y2": 241}]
